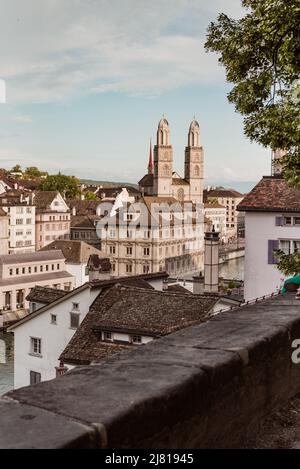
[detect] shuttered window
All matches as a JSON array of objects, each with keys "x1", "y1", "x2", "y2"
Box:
[{"x1": 268, "y1": 240, "x2": 279, "y2": 264}]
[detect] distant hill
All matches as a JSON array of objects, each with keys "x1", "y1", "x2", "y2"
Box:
[
  {"x1": 80, "y1": 179, "x2": 138, "y2": 189},
  {"x1": 205, "y1": 180, "x2": 258, "y2": 194}
]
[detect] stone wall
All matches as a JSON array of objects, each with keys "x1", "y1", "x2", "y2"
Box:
[{"x1": 1, "y1": 293, "x2": 300, "y2": 448}]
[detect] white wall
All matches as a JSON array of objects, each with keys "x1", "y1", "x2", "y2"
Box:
[
  {"x1": 244, "y1": 212, "x2": 300, "y2": 300},
  {"x1": 13, "y1": 286, "x2": 100, "y2": 389},
  {"x1": 65, "y1": 263, "x2": 88, "y2": 288}
]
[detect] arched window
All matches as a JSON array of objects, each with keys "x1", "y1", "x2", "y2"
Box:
[
  {"x1": 160, "y1": 129, "x2": 164, "y2": 145},
  {"x1": 194, "y1": 165, "x2": 200, "y2": 177},
  {"x1": 177, "y1": 188, "x2": 184, "y2": 201}
]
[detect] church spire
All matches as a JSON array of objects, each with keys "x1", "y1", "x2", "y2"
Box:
[{"x1": 148, "y1": 139, "x2": 154, "y2": 174}]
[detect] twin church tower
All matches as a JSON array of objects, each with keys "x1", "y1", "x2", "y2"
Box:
[{"x1": 139, "y1": 117, "x2": 204, "y2": 203}]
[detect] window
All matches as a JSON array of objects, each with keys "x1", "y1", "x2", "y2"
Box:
[
  {"x1": 109, "y1": 245, "x2": 116, "y2": 255},
  {"x1": 26, "y1": 218, "x2": 31, "y2": 224},
  {"x1": 144, "y1": 247, "x2": 150, "y2": 256},
  {"x1": 16, "y1": 268, "x2": 19, "y2": 275},
  {"x1": 52, "y1": 264, "x2": 55, "y2": 270},
  {"x1": 26, "y1": 207, "x2": 31, "y2": 214},
  {"x1": 57, "y1": 263, "x2": 60, "y2": 270},
  {"x1": 30, "y1": 371, "x2": 41, "y2": 385},
  {"x1": 72, "y1": 302, "x2": 79, "y2": 311},
  {"x1": 70, "y1": 312, "x2": 80, "y2": 329},
  {"x1": 25, "y1": 240, "x2": 32, "y2": 246},
  {"x1": 40, "y1": 265, "x2": 43, "y2": 272},
  {"x1": 294, "y1": 217, "x2": 300, "y2": 226},
  {"x1": 30, "y1": 337, "x2": 41, "y2": 356},
  {"x1": 22, "y1": 267, "x2": 25, "y2": 274},
  {"x1": 126, "y1": 264, "x2": 132, "y2": 273},
  {"x1": 143, "y1": 265, "x2": 150, "y2": 274},
  {"x1": 34, "y1": 266, "x2": 37, "y2": 273},
  {"x1": 28, "y1": 266, "x2": 31, "y2": 273},
  {"x1": 279, "y1": 239, "x2": 300, "y2": 255},
  {"x1": 284, "y1": 216, "x2": 292, "y2": 226},
  {"x1": 103, "y1": 331, "x2": 112, "y2": 342},
  {"x1": 51, "y1": 314, "x2": 57, "y2": 325},
  {"x1": 9, "y1": 269, "x2": 13, "y2": 276},
  {"x1": 125, "y1": 213, "x2": 134, "y2": 221},
  {"x1": 132, "y1": 335, "x2": 142, "y2": 344},
  {"x1": 126, "y1": 246, "x2": 132, "y2": 255}
]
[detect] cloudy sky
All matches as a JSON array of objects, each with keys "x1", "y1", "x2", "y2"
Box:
[{"x1": 0, "y1": 0, "x2": 271, "y2": 188}]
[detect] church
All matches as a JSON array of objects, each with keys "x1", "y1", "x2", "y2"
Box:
[{"x1": 139, "y1": 117, "x2": 204, "y2": 203}]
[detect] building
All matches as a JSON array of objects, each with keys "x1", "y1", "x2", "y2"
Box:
[
  {"x1": 238, "y1": 176, "x2": 300, "y2": 300},
  {"x1": 205, "y1": 188, "x2": 244, "y2": 239},
  {"x1": 8, "y1": 272, "x2": 168, "y2": 388},
  {"x1": 26, "y1": 286, "x2": 67, "y2": 314},
  {"x1": 70, "y1": 215, "x2": 101, "y2": 249},
  {"x1": 0, "y1": 208, "x2": 9, "y2": 255},
  {"x1": 204, "y1": 203, "x2": 227, "y2": 242},
  {"x1": 139, "y1": 118, "x2": 204, "y2": 204},
  {"x1": 99, "y1": 195, "x2": 204, "y2": 277},
  {"x1": 0, "y1": 250, "x2": 75, "y2": 326},
  {"x1": 60, "y1": 284, "x2": 222, "y2": 366},
  {"x1": 40, "y1": 239, "x2": 111, "y2": 287},
  {"x1": 0, "y1": 191, "x2": 36, "y2": 254},
  {"x1": 34, "y1": 191, "x2": 70, "y2": 250}
]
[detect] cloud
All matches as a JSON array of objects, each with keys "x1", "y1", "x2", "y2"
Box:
[
  {"x1": 13, "y1": 114, "x2": 33, "y2": 123},
  {"x1": 0, "y1": 0, "x2": 243, "y2": 103}
]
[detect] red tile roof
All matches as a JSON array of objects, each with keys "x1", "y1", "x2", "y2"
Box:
[{"x1": 238, "y1": 176, "x2": 300, "y2": 212}]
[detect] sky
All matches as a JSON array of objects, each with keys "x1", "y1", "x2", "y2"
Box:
[{"x1": 0, "y1": 0, "x2": 271, "y2": 189}]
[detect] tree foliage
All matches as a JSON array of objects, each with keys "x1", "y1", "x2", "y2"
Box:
[
  {"x1": 205, "y1": 0, "x2": 300, "y2": 188},
  {"x1": 275, "y1": 249, "x2": 300, "y2": 276},
  {"x1": 84, "y1": 191, "x2": 99, "y2": 200},
  {"x1": 205, "y1": 0, "x2": 300, "y2": 278},
  {"x1": 38, "y1": 173, "x2": 80, "y2": 198}
]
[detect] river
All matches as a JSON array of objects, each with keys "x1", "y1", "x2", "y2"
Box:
[
  {"x1": 0, "y1": 331, "x2": 14, "y2": 396},
  {"x1": 219, "y1": 256, "x2": 244, "y2": 281}
]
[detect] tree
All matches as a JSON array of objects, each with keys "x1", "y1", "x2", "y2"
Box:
[
  {"x1": 205, "y1": 0, "x2": 300, "y2": 188},
  {"x1": 275, "y1": 250, "x2": 300, "y2": 276},
  {"x1": 38, "y1": 173, "x2": 80, "y2": 198},
  {"x1": 84, "y1": 191, "x2": 99, "y2": 200},
  {"x1": 24, "y1": 166, "x2": 48, "y2": 179},
  {"x1": 10, "y1": 164, "x2": 22, "y2": 173},
  {"x1": 205, "y1": 0, "x2": 300, "y2": 277}
]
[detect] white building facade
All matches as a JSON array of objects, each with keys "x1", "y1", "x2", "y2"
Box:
[{"x1": 238, "y1": 176, "x2": 300, "y2": 300}]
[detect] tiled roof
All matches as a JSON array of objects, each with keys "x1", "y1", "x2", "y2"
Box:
[
  {"x1": 0, "y1": 270, "x2": 73, "y2": 287},
  {"x1": 40, "y1": 240, "x2": 102, "y2": 264},
  {"x1": 138, "y1": 174, "x2": 153, "y2": 187},
  {"x1": 0, "y1": 250, "x2": 65, "y2": 265},
  {"x1": 206, "y1": 189, "x2": 243, "y2": 198},
  {"x1": 67, "y1": 199, "x2": 99, "y2": 216},
  {"x1": 25, "y1": 286, "x2": 67, "y2": 304},
  {"x1": 172, "y1": 177, "x2": 189, "y2": 186},
  {"x1": 70, "y1": 215, "x2": 100, "y2": 228},
  {"x1": 167, "y1": 284, "x2": 191, "y2": 294},
  {"x1": 60, "y1": 284, "x2": 218, "y2": 365},
  {"x1": 33, "y1": 191, "x2": 59, "y2": 210},
  {"x1": 238, "y1": 176, "x2": 300, "y2": 212},
  {"x1": 87, "y1": 254, "x2": 111, "y2": 272}
]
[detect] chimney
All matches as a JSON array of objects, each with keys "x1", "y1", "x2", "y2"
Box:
[
  {"x1": 55, "y1": 360, "x2": 68, "y2": 377},
  {"x1": 193, "y1": 271, "x2": 204, "y2": 294},
  {"x1": 72, "y1": 206, "x2": 76, "y2": 216},
  {"x1": 204, "y1": 228, "x2": 220, "y2": 293}
]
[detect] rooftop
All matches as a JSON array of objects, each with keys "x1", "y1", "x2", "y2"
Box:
[
  {"x1": 25, "y1": 286, "x2": 67, "y2": 304},
  {"x1": 238, "y1": 176, "x2": 300, "y2": 212},
  {"x1": 2, "y1": 292, "x2": 300, "y2": 448},
  {"x1": 206, "y1": 188, "x2": 243, "y2": 199},
  {"x1": 0, "y1": 250, "x2": 65, "y2": 265},
  {"x1": 0, "y1": 270, "x2": 73, "y2": 287},
  {"x1": 40, "y1": 240, "x2": 102, "y2": 264},
  {"x1": 60, "y1": 284, "x2": 219, "y2": 364}
]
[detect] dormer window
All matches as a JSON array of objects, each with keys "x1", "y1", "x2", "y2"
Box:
[
  {"x1": 72, "y1": 302, "x2": 79, "y2": 311},
  {"x1": 131, "y1": 335, "x2": 142, "y2": 344},
  {"x1": 103, "y1": 331, "x2": 112, "y2": 342}
]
